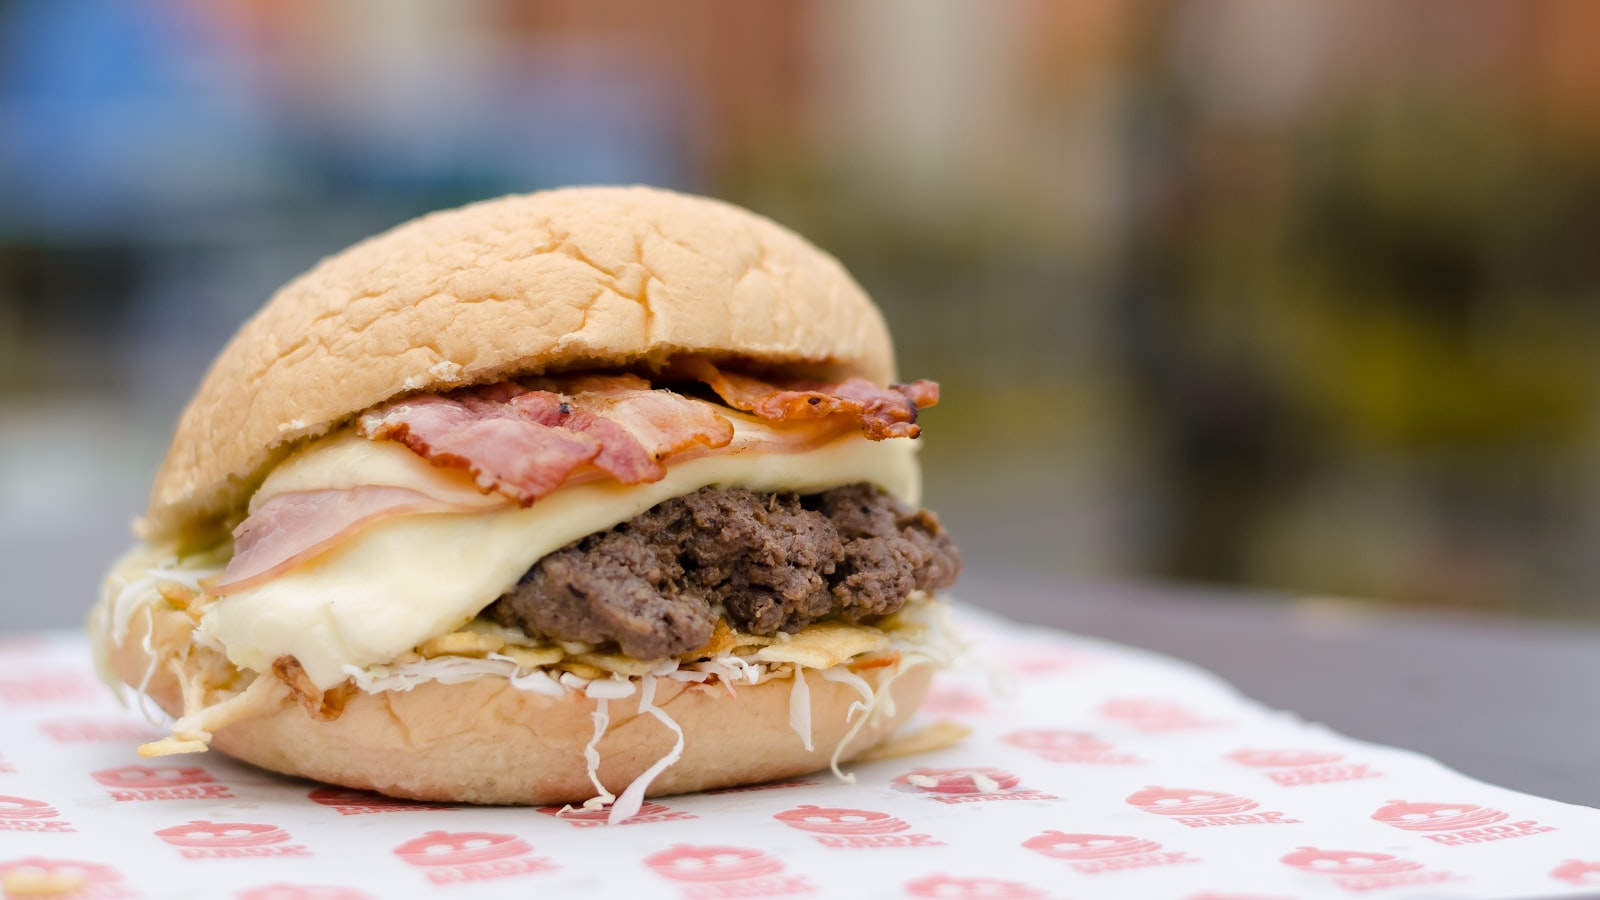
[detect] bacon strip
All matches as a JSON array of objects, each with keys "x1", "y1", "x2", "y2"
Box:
[
  {"x1": 360, "y1": 393, "x2": 602, "y2": 505},
  {"x1": 676, "y1": 359, "x2": 939, "y2": 440},
  {"x1": 358, "y1": 379, "x2": 736, "y2": 506},
  {"x1": 215, "y1": 486, "x2": 496, "y2": 595}
]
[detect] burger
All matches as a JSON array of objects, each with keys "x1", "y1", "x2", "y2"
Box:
[{"x1": 91, "y1": 186, "x2": 961, "y2": 818}]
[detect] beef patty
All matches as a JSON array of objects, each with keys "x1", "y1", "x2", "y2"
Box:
[{"x1": 484, "y1": 483, "x2": 960, "y2": 658}]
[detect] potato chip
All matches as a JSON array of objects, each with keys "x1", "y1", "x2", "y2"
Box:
[
  {"x1": 574, "y1": 651, "x2": 666, "y2": 677},
  {"x1": 559, "y1": 662, "x2": 606, "y2": 680},
  {"x1": 417, "y1": 631, "x2": 504, "y2": 658},
  {"x1": 499, "y1": 645, "x2": 564, "y2": 669},
  {"x1": 754, "y1": 621, "x2": 887, "y2": 668}
]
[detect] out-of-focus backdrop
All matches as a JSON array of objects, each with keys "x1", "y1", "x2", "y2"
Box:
[{"x1": 4, "y1": 0, "x2": 1600, "y2": 630}]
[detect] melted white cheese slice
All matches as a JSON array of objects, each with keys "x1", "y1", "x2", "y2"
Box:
[{"x1": 200, "y1": 424, "x2": 921, "y2": 689}]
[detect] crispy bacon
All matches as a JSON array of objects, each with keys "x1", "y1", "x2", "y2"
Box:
[
  {"x1": 214, "y1": 486, "x2": 500, "y2": 595},
  {"x1": 358, "y1": 378, "x2": 736, "y2": 506},
  {"x1": 676, "y1": 358, "x2": 938, "y2": 440},
  {"x1": 360, "y1": 393, "x2": 602, "y2": 505}
]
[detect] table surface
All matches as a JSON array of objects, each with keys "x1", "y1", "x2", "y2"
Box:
[{"x1": 960, "y1": 566, "x2": 1600, "y2": 811}]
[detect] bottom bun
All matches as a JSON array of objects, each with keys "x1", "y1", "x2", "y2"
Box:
[{"x1": 104, "y1": 600, "x2": 934, "y2": 805}]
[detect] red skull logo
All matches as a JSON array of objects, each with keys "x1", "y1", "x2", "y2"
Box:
[
  {"x1": 0, "y1": 857, "x2": 123, "y2": 888},
  {"x1": 1226, "y1": 749, "x2": 1343, "y2": 768},
  {"x1": 1371, "y1": 800, "x2": 1508, "y2": 832},
  {"x1": 1021, "y1": 831, "x2": 1161, "y2": 860},
  {"x1": 1003, "y1": 647, "x2": 1083, "y2": 676},
  {"x1": 893, "y1": 767, "x2": 1022, "y2": 794},
  {"x1": 1551, "y1": 859, "x2": 1600, "y2": 886},
  {"x1": 392, "y1": 831, "x2": 530, "y2": 867},
  {"x1": 773, "y1": 805, "x2": 910, "y2": 835},
  {"x1": 1003, "y1": 730, "x2": 1114, "y2": 753},
  {"x1": 156, "y1": 820, "x2": 291, "y2": 848},
  {"x1": 1280, "y1": 847, "x2": 1423, "y2": 876},
  {"x1": 93, "y1": 764, "x2": 216, "y2": 789},
  {"x1": 1100, "y1": 698, "x2": 1210, "y2": 728},
  {"x1": 0, "y1": 796, "x2": 58, "y2": 820},
  {"x1": 643, "y1": 845, "x2": 784, "y2": 883},
  {"x1": 919, "y1": 683, "x2": 992, "y2": 717},
  {"x1": 1127, "y1": 786, "x2": 1258, "y2": 816},
  {"x1": 235, "y1": 885, "x2": 372, "y2": 900},
  {"x1": 903, "y1": 873, "x2": 1048, "y2": 899},
  {"x1": 538, "y1": 802, "x2": 671, "y2": 822}
]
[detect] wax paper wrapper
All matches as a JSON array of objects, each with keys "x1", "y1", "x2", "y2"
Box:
[{"x1": 3, "y1": 602, "x2": 1599, "y2": 899}]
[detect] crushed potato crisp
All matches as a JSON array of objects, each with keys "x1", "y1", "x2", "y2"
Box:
[
  {"x1": 499, "y1": 645, "x2": 564, "y2": 668},
  {"x1": 559, "y1": 662, "x2": 606, "y2": 680},
  {"x1": 417, "y1": 631, "x2": 504, "y2": 658},
  {"x1": 754, "y1": 622, "x2": 888, "y2": 669},
  {"x1": 574, "y1": 651, "x2": 665, "y2": 677}
]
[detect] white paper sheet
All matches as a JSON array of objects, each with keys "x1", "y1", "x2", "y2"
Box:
[{"x1": 3, "y1": 604, "x2": 1598, "y2": 899}]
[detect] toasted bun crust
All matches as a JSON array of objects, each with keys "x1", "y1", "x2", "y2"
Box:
[
  {"x1": 105, "y1": 601, "x2": 931, "y2": 805},
  {"x1": 147, "y1": 186, "x2": 894, "y2": 542}
]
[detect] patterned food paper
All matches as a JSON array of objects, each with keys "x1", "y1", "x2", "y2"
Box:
[{"x1": 3, "y1": 602, "x2": 1598, "y2": 900}]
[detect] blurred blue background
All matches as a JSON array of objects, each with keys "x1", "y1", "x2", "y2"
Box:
[{"x1": 4, "y1": 0, "x2": 1600, "y2": 629}]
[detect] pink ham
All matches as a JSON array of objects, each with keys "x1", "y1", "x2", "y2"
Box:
[{"x1": 213, "y1": 486, "x2": 495, "y2": 595}]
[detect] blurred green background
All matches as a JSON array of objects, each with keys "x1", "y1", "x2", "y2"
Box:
[{"x1": 4, "y1": 0, "x2": 1600, "y2": 629}]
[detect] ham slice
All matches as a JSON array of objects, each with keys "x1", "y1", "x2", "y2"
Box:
[
  {"x1": 675, "y1": 359, "x2": 939, "y2": 440},
  {"x1": 214, "y1": 486, "x2": 498, "y2": 595}
]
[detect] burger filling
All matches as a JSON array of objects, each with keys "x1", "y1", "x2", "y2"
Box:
[
  {"x1": 95, "y1": 361, "x2": 964, "y2": 813},
  {"x1": 491, "y1": 483, "x2": 960, "y2": 658}
]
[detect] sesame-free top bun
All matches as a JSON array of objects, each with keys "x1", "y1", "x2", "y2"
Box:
[{"x1": 146, "y1": 186, "x2": 895, "y2": 542}]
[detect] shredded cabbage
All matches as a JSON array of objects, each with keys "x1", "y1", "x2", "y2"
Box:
[
  {"x1": 788, "y1": 664, "x2": 814, "y2": 752},
  {"x1": 607, "y1": 675, "x2": 685, "y2": 825},
  {"x1": 581, "y1": 698, "x2": 615, "y2": 809}
]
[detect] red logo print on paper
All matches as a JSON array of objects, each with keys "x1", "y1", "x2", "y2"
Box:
[
  {"x1": 892, "y1": 767, "x2": 1056, "y2": 804},
  {"x1": 0, "y1": 857, "x2": 133, "y2": 900},
  {"x1": 1551, "y1": 860, "x2": 1600, "y2": 887},
  {"x1": 38, "y1": 717, "x2": 161, "y2": 744},
  {"x1": 1099, "y1": 698, "x2": 1221, "y2": 731},
  {"x1": 1023, "y1": 831, "x2": 1199, "y2": 874},
  {"x1": 1002, "y1": 644, "x2": 1091, "y2": 677},
  {"x1": 1004, "y1": 729, "x2": 1142, "y2": 764},
  {"x1": 93, "y1": 764, "x2": 236, "y2": 802},
  {"x1": 1127, "y1": 786, "x2": 1300, "y2": 828},
  {"x1": 1281, "y1": 847, "x2": 1462, "y2": 892},
  {"x1": 919, "y1": 683, "x2": 993, "y2": 718},
  {"x1": 307, "y1": 786, "x2": 453, "y2": 816},
  {"x1": 903, "y1": 873, "x2": 1049, "y2": 899},
  {"x1": 1371, "y1": 800, "x2": 1555, "y2": 845},
  {"x1": 539, "y1": 801, "x2": 696, "y2": 827},
  {"x1": 0, "y1": 754, "x2": 15, "y2": 774},
  {"x1": 644, "y1": 844, "x2": 814, "y2": 898},
  {"x1": 236, "y1": 884, "x2": 372, "y2": 900},
  {"x1": 0, "y1": 795, "x2": 75, "y2": 833},
  {"x1": 155, "y1": 820, "x2": 311, "y2": 859},
  {"x1": 0, "y1": 672, "x2": 99, "y2": 704},
  {"x1": 1226, "y1": 748, "x2": 1382, "y2": 787},
  {"x1": 392, "y1": 830, "x2": 555, "y2": 885},
  {"x1": 774, "y1": 805, "x2": 943, "y2": 849}
]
